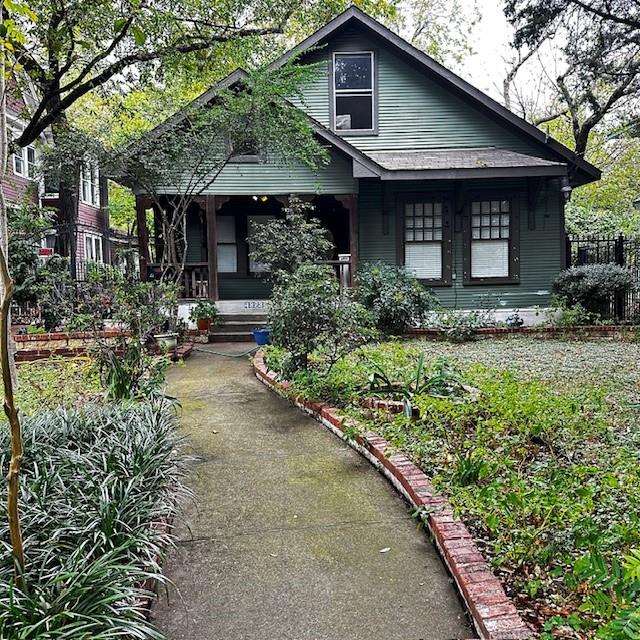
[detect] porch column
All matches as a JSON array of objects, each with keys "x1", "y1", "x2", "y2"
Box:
[
  {"x1": 206, "y1": 195, "x2": 219, "y2": 301},
  {"x1": 135, "y1": 195, "x2": 152, "y2": 281},
  {"x1": 347, "y1": 194, "x2": 359, "y2": 285}
]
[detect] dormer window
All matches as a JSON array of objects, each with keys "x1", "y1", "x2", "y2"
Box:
[{"x1": 333, "y1": 52, "x2": 374, "y2": 132}]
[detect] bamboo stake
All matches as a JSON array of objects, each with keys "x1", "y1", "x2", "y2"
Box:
[{"x1": 0, "y1": 243, "x2": 24, "y2": 586}]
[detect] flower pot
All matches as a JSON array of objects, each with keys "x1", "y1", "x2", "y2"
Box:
[
  {"x1": 252, "y1": 328, "x2": 271, "y2": 346},
  {"x1": 197, "y1": 318, "x2": 211, "y2": 331},
  {"x1": 154, "y1": 332, "x2": 178, "y2": 351}
]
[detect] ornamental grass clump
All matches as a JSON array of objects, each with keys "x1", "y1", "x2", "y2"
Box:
[{"x1": 0, "y1": 400, "x2": 186, "y2": 639}]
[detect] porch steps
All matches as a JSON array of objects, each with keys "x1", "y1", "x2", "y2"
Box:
[{"x1": 209, "y1": 314, "x2": 268, "y2": 343}]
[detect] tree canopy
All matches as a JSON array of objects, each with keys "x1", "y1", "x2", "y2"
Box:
[{"x1": 504, "y1": 0, "x2": 640, "y2": 157}]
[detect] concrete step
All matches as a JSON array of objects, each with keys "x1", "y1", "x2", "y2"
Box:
[
  {"x1": 209, "y1": 330, "x2": 255, "y2": 343},
  {"x1": 218, "y1": 314, "x2": 268, "y2": 323},
  {"x1": 214, "y1": 319, "x2": 268, "y2": 330}
]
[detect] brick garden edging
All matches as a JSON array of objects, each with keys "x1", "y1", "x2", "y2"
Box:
[
  {"x1": 14, "y1": 329, "x2": 128, "y2": 361},
  {"x1": 408, "y1": 324, "x2": 639, "y2": 340},
  {"x1": 253, "y1": 351, "x2": 533, "y2": 640},
  {"x1": 14, "y1": 329, "x2": 194, "y2": 362}
]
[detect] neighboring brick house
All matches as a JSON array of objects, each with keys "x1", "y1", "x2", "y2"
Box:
[{"x1": 5, "y1": 83, "x2": 131, "y2": 277}]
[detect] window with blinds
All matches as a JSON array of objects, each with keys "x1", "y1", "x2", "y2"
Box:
[
  {"x1": 404, "y1": 202, "x2": 443, "y2": 280},
  {"x1": 216, "y1": 216, "x2": 237, "y2": 273},
  {"x1": 470, "y1": 200, "x2": 510, "y2": 278}
]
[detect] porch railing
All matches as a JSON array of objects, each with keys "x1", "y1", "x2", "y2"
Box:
[
  {"x1": 148, "y1": 263, "x2": 209, "y2": 299},
  {"x1": 315, "y1": 253, "x2": 352, "y2": 292}
]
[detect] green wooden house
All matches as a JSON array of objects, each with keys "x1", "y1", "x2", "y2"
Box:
[{"x1": 130, "y1": 6, "x2": 600, "y2": 325}]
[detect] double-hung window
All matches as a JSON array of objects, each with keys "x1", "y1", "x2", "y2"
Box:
[
  {"x1": 216, "y1": 216, "x2": 238, "y2": 273},
  {"x1": 465, "y1": 198, "x2": 519, "y2": 282},
  {"x1": 13, "y1": 143, "x2": 37, "y2": 179},
  {"x1": 333, "y1": 52, "x2": 374, "y2": 132},
  {"x1": 84, "y1": 233, "x2": 103, "y2": 263},
  {"x1": 403, "y1": 199, "x2": 451, "y2": 284},
  {"x1": 81, "y1": 163, "x2": 100, "y2": 207}
]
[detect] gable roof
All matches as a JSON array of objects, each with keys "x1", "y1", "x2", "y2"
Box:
[
  {"x1": 270, "y1": 6, "x2": 600, "y2": 186},
  {"x1": 121, "y1": 6, "x2": 599, "y2": 188}
]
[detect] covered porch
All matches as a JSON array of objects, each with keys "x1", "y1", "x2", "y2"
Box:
[{"x1": 134, "y1": 193, "x2": 358, "y2": 301}]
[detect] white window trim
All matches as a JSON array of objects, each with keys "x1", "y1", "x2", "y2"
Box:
[
  {"x1": 80, "y1": 163, "x2": 100, "y2": 207},
  {"x1": 12, "y1": 142, "x2": 37, "y2": 180},
  {"x1": 332, "y1": 51, "x2": 375, "y2": 133},
  {"x1": 84, "y1": 232, "x2": 104, "y2": 263}
]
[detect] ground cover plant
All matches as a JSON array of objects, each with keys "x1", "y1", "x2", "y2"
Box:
[
  {"x1": 14, "y1": 357, "x2": 102, "y2": 415},
  {"x1": 263, "y1": 336, "x2": 640, "y2": 637},
  {"x1": 0, "y1": 400, "x2": 185, "y2": 639}
]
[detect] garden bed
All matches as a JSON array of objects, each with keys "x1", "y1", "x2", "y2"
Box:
[
  {"x1": 258, "y1": 338, "x2": 640, "y2": 638},
  {"x1": 0, "y1": 401, "x2": 185, "y2": 637}
]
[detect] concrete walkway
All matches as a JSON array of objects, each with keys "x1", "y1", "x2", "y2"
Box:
[{"x1": 152, "y1": 347, "x2": 473, "y2": 640}]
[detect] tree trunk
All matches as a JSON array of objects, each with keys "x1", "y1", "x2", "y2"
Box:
[
  {"x1": 50, "y1": 111, "x2": 79, "y2": 280},
  {"x1": 0, "y1": 19, "x2": 17, "y2": 386},
  {"x1": 0, "y1": 8, "x2": 25, "y2": 585}
]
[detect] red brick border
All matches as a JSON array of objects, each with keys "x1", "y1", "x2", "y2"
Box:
[
  {"x1": 253, "y1": 352, "x2": 533, "y2": 640},
  {"x1": 408, "y1": 324, "x2": 638, "y2": 339}
]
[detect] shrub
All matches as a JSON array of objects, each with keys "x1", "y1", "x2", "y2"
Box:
[
  {"x1": 269, "y1": 264, "x2": 375, "y2": 374},
  {"x1": 113, "y1": 281, "x2": 179, "y2": 340},
  {"x1": 0, "y1": 401, "x2": 185, "y2": 638},
  {"x1": 355, "y1": 262, "x2": 437, "y2": 334},
  {"x1": 93, "y1": 339, "x2": 170, "y2": 401},
  {"x1": 247, "y1": 196, "x2": 333, "y2": 282},
  {"x1": 188, "y1": 300, "x2": 220, "y2": 323},
  {"x1": 546, "y1": 301, "x2": 600, "y2": 327},
  {"x1": 552, "y1": 264, "x2": 634, "y2": 314},
  {"x1": 428, "y1": 308, "x2": 495, "y2": 342}
]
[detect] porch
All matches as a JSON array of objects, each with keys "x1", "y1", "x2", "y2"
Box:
[{"x1": 135, "y1": 193, "x2": 358, "y2": 300}]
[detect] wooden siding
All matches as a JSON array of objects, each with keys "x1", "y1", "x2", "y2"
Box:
[
  {"x1": 358, "y1": 177, "x2": 562, "y2": 309},
  {"x1": 154, "y1": 147, "x2": 355, "y2": 196},
  {"x1": 218, "y1": 277, "x2": 271, "y2": 300},
  {"x1": 293, "y1": 26, "x2": 554, "y2": 158}
]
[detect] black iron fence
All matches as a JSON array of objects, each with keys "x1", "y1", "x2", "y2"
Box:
[{"x1": 566, "y1": 235, "x2": 640, "y2": 322}]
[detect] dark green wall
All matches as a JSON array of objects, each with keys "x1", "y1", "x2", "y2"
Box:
[{"x1": 359, "y1": 177, "x2": 563, "y2": 309}]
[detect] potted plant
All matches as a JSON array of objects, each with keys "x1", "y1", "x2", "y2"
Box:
[{"x1": 189, "y1": 300, "x2": 220, "y2": 331}]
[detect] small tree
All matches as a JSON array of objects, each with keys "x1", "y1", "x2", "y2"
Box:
[
  {"x1": 8, "y1": 201, "x2": 54, "y2": 305},
  {"x1": 115, "y1": 64, "x2": 329, "y2": 289},
  {"x1": 248, "y1": 196, "x2": 333, "y2": 282},
  {"x1": 269, "y1": 264, "x2": 375, "y2": 375}
]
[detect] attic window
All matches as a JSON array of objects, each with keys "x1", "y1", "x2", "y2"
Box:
[
  {"x1": 229, "y1": 134, "x2": 260, "y2": 161},
  {"x1": 333, "y1": 52, "x2": 374, "y2": 132}
]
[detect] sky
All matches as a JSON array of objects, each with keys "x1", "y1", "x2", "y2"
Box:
[{"x1": 461, "y1": 0, "x2": 514, "y2": 101}]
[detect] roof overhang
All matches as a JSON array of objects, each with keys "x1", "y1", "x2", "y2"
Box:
[{"x1": 270, "y1": 6, "x2": 600, "y2": 187}]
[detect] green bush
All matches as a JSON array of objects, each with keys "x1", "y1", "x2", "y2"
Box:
[
  {"x1": 247, "y1": 196, "x2": 333, "y2": 282},
  {"x1": 428, "y1": 308, "x2": 495, "y2": 342},
  {"x1": 547, "y1": 301, "x2": 600, "y2": 327},
  {"x1": 269, "y1": 264, "x2": 375, "y2": 374},
  {"x1": 552, "y1": 264, "x2": 634, "y2": 314},
  {"x1": 188, "y1": 300, "x2": 220, "y2": 324},
  {"x1": 113, "y1": 281, "x2": 179, "y2": 340},
  {"x1": 355, "y1": 262, "x2": 437, "y2": 334},
  {"x1": 94, "y1": 339, "x2": 170, "y2": 401},
  {"x1": 0, "y1": 401, "x2": 185, "y2": 639}
]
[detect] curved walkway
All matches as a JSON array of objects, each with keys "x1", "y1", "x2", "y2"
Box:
[{"x1": 153, "y1": 347, "x2": 473, "y2": 639}]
